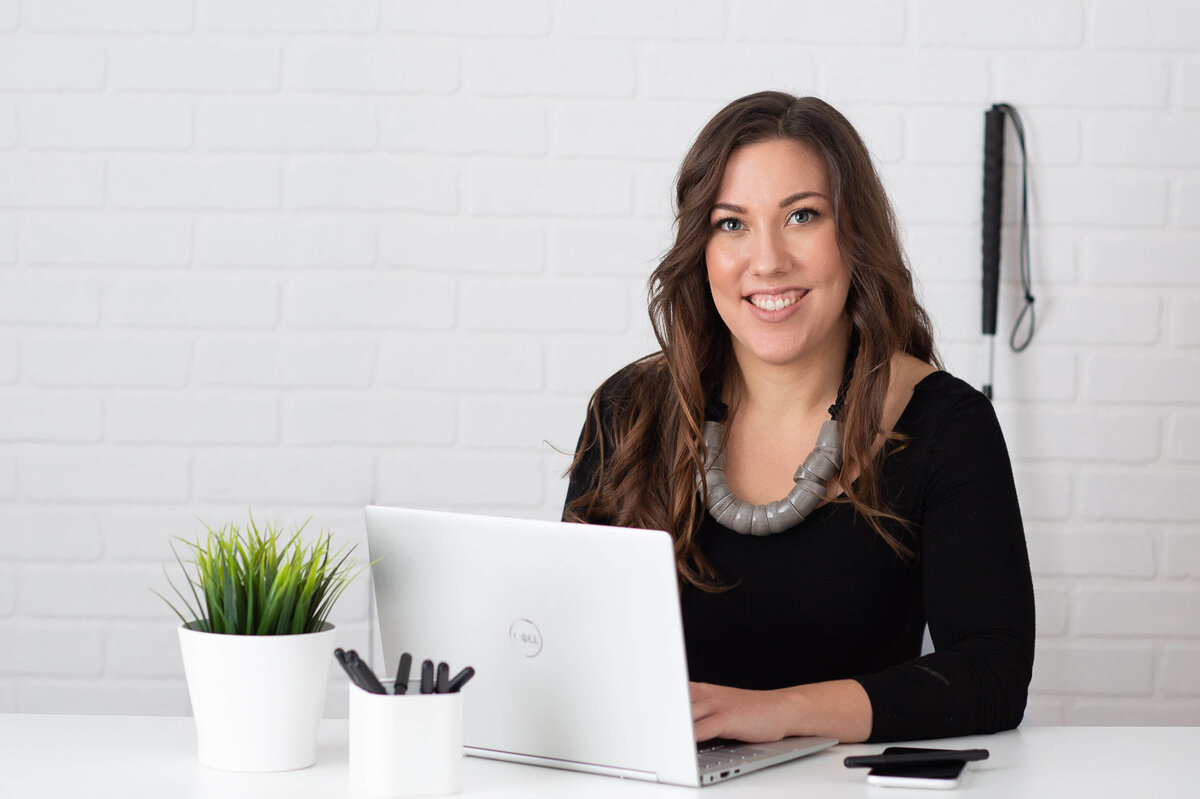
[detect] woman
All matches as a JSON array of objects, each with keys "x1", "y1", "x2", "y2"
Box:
[{"x1": 564, "y1": 92, "x2": 1034, "y2": 744}]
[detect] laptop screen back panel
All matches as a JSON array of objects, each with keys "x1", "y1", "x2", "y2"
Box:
[{"x1": 365, "y1": 506, "x2": 701, "y2": 786}]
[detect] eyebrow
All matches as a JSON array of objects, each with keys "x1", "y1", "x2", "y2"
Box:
[
  {"x1": 710, "y1": 191, "x2": 829, "y2": 215},
  {"x1": 778, "y1": 191, "x2": 827, "y2": 208}
]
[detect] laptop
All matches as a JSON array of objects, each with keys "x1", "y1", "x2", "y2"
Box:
[{"x1": 364, "y1": 505, "x2": 837, "y2": 787}]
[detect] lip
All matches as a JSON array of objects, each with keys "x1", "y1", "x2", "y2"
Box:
[{"x1": 743, "y1": 288, "x2": 808, "y2": 321}]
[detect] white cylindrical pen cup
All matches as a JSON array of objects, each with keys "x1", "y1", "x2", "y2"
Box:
[{"x1": 349, "y1": 683, "x2": 464, "y2": 797}]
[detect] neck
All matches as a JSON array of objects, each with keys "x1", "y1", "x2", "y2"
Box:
[{"x1": 725, "y1": 318, "x2": 852, "y2": 421}]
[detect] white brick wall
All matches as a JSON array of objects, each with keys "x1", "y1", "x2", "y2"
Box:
[
  {"x1": 110, "y1": 157, "x2": 281, "y2": 210},
  {"x1": 0, "y1": 216, "x2": 16, "y2": 263},
  {"x1": 205, "y1": 0, "x2": 377, "y2": 34},
  {"x1": 381, "y1": 0, "x2": 551, "y2": 37},
  {"x1": 23, "y1": 96, "x2": 193, "y2": 150},
  {"x1": 197, "y1": 215, "x2": 376, "y2": 268},
  {"x1": 26, "y1": 215, "x2": 192, "y2": 267},
  {"x1": 0, "y1": 512, "x2": 103, "y2": 561},
  {"x1": 377, "y1": 333, "x2": 543, "y2": 391},
  {"x1": 382, "y1": 98, "x2": 547, "y2": 155},
  {"x1": 642, "y1": 43, "x2": 820, "y2": 101},
  {"x1": 194, "y1": 339, "x2": 376, "y2": 387},
  {"x1": 2, "y1": 0, "x2": 1198, "y2": 727},
  {"x1": 1165, "y1": 532, "x2": 1200, "y2": 577},
  {"x1": 0, "y1": 156, "x2": 105, "y2": 208},
  {"x1": 286, "y1": 40, "x2": 459, "y2": 95},
  {"x1": 0, "y1": 37, "x2": 105, "y2": 90},
  {"x1": 23, "y1": 0, "x2": 191, "y2": 33},
  {"x1": 109, "y1": 41, "x2": 281, "y2": 92},
  {"x1": 914, "y1": 0, "x2": 1084, "y2": 47},
  {"x1": 0, "y1": 335, "x2": 17, "y2": 385}
]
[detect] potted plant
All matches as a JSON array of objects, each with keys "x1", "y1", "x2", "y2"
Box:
[{"x1": 156, "y1": 514, "x2": 361, "y2": 772}]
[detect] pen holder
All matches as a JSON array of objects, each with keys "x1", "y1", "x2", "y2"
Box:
[{"x1": 349, "y1": 683, "x2": 464, "y2": 797}]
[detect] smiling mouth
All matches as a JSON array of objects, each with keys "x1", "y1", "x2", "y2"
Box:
[{"x1": 746, "y1": 289, "x2": 807, "y2": 311}]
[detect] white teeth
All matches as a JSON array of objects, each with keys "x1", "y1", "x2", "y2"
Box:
[{"x1": 751, "y1": 295, "x2": 797, "y2": 311}]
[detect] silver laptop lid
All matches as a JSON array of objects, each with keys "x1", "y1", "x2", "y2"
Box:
[{"x1": 364, "y1": 505, "x2": 701, "y2": 786}]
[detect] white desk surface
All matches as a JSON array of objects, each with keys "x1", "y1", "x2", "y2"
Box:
[{"x1": 0, "y1": 714, "x2": 1194, "y2": 798}]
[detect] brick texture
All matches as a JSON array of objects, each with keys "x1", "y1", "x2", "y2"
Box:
[
  {"x1": 914, "y1": 0, "x2": 1083, "y2": 47},
  {"x1": 109, "y1": 42, "x2": 280, "y2": 92},
  {"x1": 24, "y1": 0, "x2": 192, "y2": 32},
  {"x1": 25, "y1": 215, "x2": 192, "y2": 267},
  {"x1": 285, "y1": 40, "x2": 459, "y2": 94},
  {"x1": 0, "y1": 37, "x2": 104, "y2": 90},
  {"x1": 1, "y1": 0, "x2": 1198, "y2": 727},
  {"x1": 1031, "y1": 643, "x2": 1154, "y2": 695}
]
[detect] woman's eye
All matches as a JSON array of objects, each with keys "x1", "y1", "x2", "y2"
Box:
[
  {"x1": 714, "y1": 218, "x2": 744, "y2": 231},
  {"x1": 788, "y1": 208, "x2": 817, "y2": 224}
]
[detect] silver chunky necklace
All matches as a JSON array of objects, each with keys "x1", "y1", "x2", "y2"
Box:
[
  {"x1": 701, "y1": 417, "x2": 842, "y2": 536},
  {"x1": 700, "y1": 337, "x2": 856, "y2": 536}
]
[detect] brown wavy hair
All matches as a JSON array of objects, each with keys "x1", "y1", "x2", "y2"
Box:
[{"x1": 565, "y1": 92, "x2": 939, "y2": 589}]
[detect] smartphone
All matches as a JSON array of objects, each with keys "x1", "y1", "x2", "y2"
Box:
[{"x1": 865, "y1": 747, "x2": 967, "y2": 789}]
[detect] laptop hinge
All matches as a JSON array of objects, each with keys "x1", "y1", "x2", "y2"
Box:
[{"x1": 465, "y1": 745, "x2": 659, "y2": 783}]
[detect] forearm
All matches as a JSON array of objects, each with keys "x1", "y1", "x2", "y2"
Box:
[
  {"x1": 857, "y1": 640, "x2": 1032, "y2": 742},
  {"x1": 691, "y1": 678, "x2": 872, "y2": 743},
  {"x1": 777, "y1": 679, "x2": 872, "y2": 743}
]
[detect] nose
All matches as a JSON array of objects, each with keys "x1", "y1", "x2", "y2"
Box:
[{"x1": 748, "y1": 229, "x2": 790, "y2": 277}]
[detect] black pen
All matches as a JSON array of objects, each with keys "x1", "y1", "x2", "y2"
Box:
[
  {"x1": 394, "y1": 652, "x2": 413, "y2": 695},
  {"x1": 346, "y1": 649, "x2": 389, "y2": 695},
  {"x1": 334, "y1": 648, "x2": 369, "y2": 692},
  {"x1": 435, "y1": 662, "x2": 449, "y2": 694},
  {"x1": 420, "y1": 659, "x2": 435, "y2": 694},
  {"x1": 844, "y1": 749, "x2": 989, "y2": 769},
  {"x1": 445, "y1": 666, "x2": 475, "y2": 693}
]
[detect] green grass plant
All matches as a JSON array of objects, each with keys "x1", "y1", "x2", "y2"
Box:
[{"x1": 156, "y1": 514, "x2": 362, "y2": 635}]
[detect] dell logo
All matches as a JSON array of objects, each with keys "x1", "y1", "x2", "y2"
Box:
[{"x1": 509, "y1": 619, "x2": 543, "y2": 658}]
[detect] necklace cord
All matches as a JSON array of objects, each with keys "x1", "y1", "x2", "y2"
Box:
[{"x1": 827, "y1": 329, "x2": 860, "y2": 421}]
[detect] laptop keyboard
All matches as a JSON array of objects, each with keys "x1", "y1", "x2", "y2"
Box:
[{"x1": 696, "y1": 739, "x2": 774, "y2": 770}]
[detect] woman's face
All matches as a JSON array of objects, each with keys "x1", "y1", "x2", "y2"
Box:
[{"x1": 705, "y1": 138, "x2": 851, "y2": 371}]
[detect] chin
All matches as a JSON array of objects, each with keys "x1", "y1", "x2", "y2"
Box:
[{"x1": 742, "y1": 346, "x2": 811, "y2": 368}]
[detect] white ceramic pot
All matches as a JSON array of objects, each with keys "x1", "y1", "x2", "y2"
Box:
[{"x1": 178, "y1": 621, "x2": 336, "y2": 772}]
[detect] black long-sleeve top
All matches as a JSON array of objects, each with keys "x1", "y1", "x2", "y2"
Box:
[{"x1": 564, "y1": 367, "x2": 1035, "y2": 743}]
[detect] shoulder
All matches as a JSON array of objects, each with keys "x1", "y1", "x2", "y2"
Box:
[
  {"x1": 590, "y1": 353, "x2": 666, "y2": 410},
  {"x1": 566, "y1": 354, "x2": 668, "y2": 516},
  {"x1": 910, "y1": 370, "x2": 990, "y2": 409},
  {"x1": 889, "y1": 370, "x2": 1018, "y2": 520},
  {"x1": 899, "y1": 369, "x2": 1001, "y2": 441},
  {"x1": 880, "y1": 353, "x2": 938, "y2": 435},
  {"x1": 581, "y1": 353, "x2": 670, "y2": 439}
]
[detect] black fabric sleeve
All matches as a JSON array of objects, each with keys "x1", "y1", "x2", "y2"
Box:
[
  {"x1": 562, "y1": 365, "x2": 635, "y2": 525},
  {"x1": 855, "y1": 386, "x2": 1035, "y2": 742},
  {"x1": 562, "y1": 414, "x2": 601, "y2": 521}
]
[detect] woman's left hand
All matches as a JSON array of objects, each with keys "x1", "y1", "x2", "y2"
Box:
[{"x1": 689, "y1": 681, "x2": 791, "y2": 743}]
